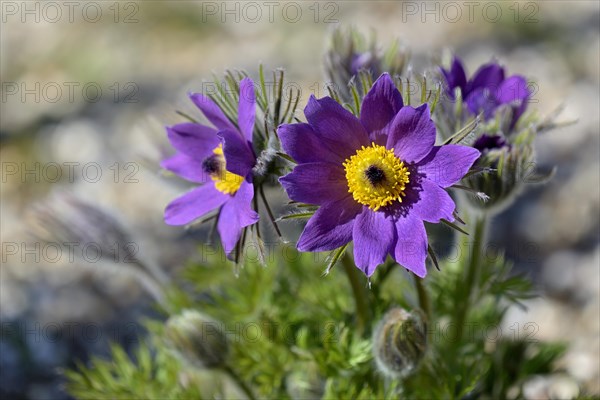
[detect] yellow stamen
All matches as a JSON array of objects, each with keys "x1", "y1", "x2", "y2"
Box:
[
  {"x1": 343, "y1": 143, "x2": 410, "y2": 211},
  {"x1": 211, "y1": 144, "x2": 244, "y2": 195}
]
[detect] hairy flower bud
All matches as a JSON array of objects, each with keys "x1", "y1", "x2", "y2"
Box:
[
  {"x1": 465, "y1": 131, "x2": 549, "y2": 214},
  {"x1": 26, "y1": 192, "x2": 168, "y2": 302},
  {"x1": 372, "y1": 308, "x2": 427, "y2": 378},
  {"x1": 325, "y1": 27, "x2": 408, "y2": 103},
  {"x1": 28, "y1": 192, "x2": 138, "y2": 264},
  {"x1": 165, "y1": 310, "x2": 228, "y2": 369}
]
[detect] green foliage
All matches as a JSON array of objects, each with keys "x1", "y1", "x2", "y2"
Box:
[
  {"x1": 406, "y1": 227, "x2": 565, "y2": 399},
  {"x1": 482, "y1": 340, "x2": 569, "y2": 399},
  {"x1": 66, "y1": 233, "x2": 567, "y2": 399},
  {"x1": 65, "y1": 341, "x2": 206, "y2": 399}
]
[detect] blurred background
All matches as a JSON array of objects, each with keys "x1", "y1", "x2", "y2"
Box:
[{"x1": 1, "y1": 1, "x2": 598, "y2": 398}]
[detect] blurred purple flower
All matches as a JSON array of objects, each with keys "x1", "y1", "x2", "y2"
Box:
[
  {"x1": 351, "y1": 51, "x2": 381, "y2": 76},
  {"x1": 278, "y1": 74, "x2": 479, "y2": 278},
  {"x1": 162, "y1": 78, "x2": 259, "y2": 256},
  {"x1": 473, "y1": 134, "x2": 510, "y2": 154},
  {"x1": 441, "y1": 57, "x2": 530, "y2": 128}
]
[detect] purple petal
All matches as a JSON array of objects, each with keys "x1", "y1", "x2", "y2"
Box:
[
  {"x1": 278, "y1": 123, "x2": 344, "y2": 164},
  {"x1": 280, "y1": 162, "x2": 348, "y2": 205},
  {"x1": 450, "y1": 57, "x2": 468, "y2": 90},
  {"x1": 218, "y1": 129, "x2": 255, "y2": 178},
  {"x1": 497, "y1": 75, "x2": 530, "y2": 127},
  {"x1": 304, "y1": 95, "x2": 370, "y2": 160},
  {"x1": 166, "y1": 123, "x2": 220, "y2": 159},
  {"x1": 465, "y1": 87, "x2": 499, "y2": 119},
  {"x1": 217, "y1": 180, "x2": 259, "y2": 255},
  {"x1": 161, "y1": 152, "x2": 210, "y2": 183},
  {"x1": 441, "y1": 57, "x2": 467, "y2": 98},
  {"x1": 466, "y1": 62, "x2": 505, "y2": 95},
  {"x1": 238, "y1": 78, "x2": 256, "y2": 142},
  {"x1": 386, "y1": 104, "x2": 436, "y2": 163},
  {"x1": 511, "y1": 99, "x2": 528, "y2": 129},
  {"x1": 360, "y1": 73, "x2": 403, "y2": 144},
  {"x1": 407, "y1": 178, "x2": 456, "y2": 223},
  {"x1": 165, "y1": 184, "x2": 227, "y2": 226},
  {"x1": 351, "y1": 52, "x2": 380, "y2": 75},
  {"x1": 496, "y1": 75, "x2": 529, "y2": 104},
  {"x1": 393, "y1": 216, "x2": 428, "y2": 278},
  {"x1": 418, "y1": 145, "x2": 480, "y2": 188},
  {"x1": 352, "y1": 208, "x2": 395, "y2": 276},
  {"x1": 297, "y1": 196, "x2": 362, "y2": 252},
  {"x1": 189, "y1": 92, "x2": 237, "y2": 132}
]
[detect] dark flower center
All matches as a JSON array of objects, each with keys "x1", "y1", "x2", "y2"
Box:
[
  {"x1": 202, "y1": 155, "x2": 221, "y2": 175},
  {"x1": 365, "y1": 165, "x2": 386, "y2": 185}
]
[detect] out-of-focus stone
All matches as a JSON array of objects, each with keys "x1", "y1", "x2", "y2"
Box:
[{"x1": 523, "y1": 375, "x2": 551, "y2": 400}]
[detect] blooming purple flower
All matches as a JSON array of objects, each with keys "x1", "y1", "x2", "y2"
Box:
[
  {"x1": 278, "y1": 73, "x2": 480, "y2": 278},
  {"x1": 441, "y1": 57, "x2": 530, "y2": 128},
  {"x1": 162, "y1": 78, "x2": 259, "y2": 256}
]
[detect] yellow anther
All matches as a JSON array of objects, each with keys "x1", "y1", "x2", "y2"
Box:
[{"x1": 343, "y1": 143, "x2": 410, "y2": 211}]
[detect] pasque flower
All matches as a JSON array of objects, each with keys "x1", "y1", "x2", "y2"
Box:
[
  {"x1": 162, "y1": 78, "x2": 259, "y2": 256},
  {"x1": 279, "y1": 74, "x2": 480, "y2": 277},
  {"x1": 441, "y1": 56, "x2": 530, "y2": 128}
]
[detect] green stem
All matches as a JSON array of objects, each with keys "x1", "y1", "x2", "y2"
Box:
[
  {"x1": 414, "y1": 275, "x2": 430, "y2": 321},
  {"x1": 223, "y1": 365, "x2": 257, "y2": 400},
  {"x1": 341, "y1": 252, "x2": 372, "y2": 336},
  {"x1": 455, "y1": 214, "x2": 487, "y2": 342},
  {"x1": 258, "y1": 185, "x2": 284, "y2": 240}
]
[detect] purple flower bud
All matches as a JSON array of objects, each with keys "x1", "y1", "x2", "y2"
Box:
[{"x1": 473, "y1": 134, "x2": 510, "y2": 154}]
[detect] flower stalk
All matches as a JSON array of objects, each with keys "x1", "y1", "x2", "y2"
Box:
[
  {"x1": 455, "y1": 213, "x2": 487, "y2": 342},
  {"x1": 341, "y1": 252, "x2": 372, "y2": 336},
  {"x1": 223, "y1": 365, "x2": 257, "y2": 400},
  {"x1": 414, "y1": 275, "x2": 431, "y2": 321}
]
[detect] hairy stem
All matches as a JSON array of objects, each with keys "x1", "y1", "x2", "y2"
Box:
[
  {"x1": 223, "y1": 365, "x2": 257, "y2": 400},
  {"x1": 414, "y1": 275, "x2": 431, "y2": 321},
  {"x1": 341, "y1": 252, "x2": 372, "y2": 336},
  {"x1": 455, "y1": 214, "x2": 487, "y2": 342}
]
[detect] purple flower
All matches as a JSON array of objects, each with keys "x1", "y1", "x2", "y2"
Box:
[
  {"x1": 441, "y1": 57, "x2": 530, "y2": 128},
  {"x1": 162, "y1": 78, "x2": 259, "y2": 256},
  {"x1": 278, "y1": 74, "x2": 480, "y2": 278}
]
